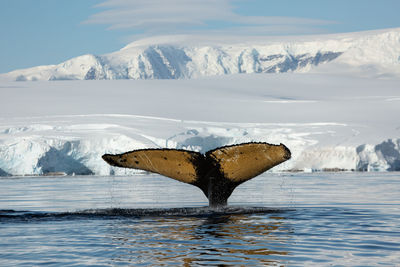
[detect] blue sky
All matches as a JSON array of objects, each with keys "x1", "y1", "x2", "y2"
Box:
[{"x1": 1, "y1": 0, "x2": 399, "y2": 73}]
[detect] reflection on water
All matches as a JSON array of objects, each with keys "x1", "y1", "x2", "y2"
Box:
[
  {"x1": 110, "y1": 213, "x2": 290, "y2": 265},
  {"x1": 0, "y1": 173, "x2": 400, "y2": 266}
]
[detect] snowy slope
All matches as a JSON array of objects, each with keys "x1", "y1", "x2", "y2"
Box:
[
  {"x1": 0, "y1": 73, "x2": 399, "y2": 176},
  {"x1": 2, "y1": 28, "x2": 400, "y2": 81}
]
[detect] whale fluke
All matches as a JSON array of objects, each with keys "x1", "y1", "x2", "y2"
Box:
[{"x1": 102, "y1": 142, "x2": 291, "y2": 207}]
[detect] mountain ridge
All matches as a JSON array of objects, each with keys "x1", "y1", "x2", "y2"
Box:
[{"x1": 3, "y1": 28, "x2": 400, "y2": 81}]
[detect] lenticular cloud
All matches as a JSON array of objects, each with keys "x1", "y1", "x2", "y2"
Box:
[{"x1": 84, "y1": 0, "x2": 332, "y2": 35}]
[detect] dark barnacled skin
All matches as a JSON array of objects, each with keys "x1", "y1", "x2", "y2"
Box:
[{"x1": 102, "y1": 142, "x2": 291, "y2": 207}]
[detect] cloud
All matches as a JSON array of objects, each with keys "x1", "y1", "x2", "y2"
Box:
[{"x1": 84, "y1": 0, "x2": 335, "y2": 37}]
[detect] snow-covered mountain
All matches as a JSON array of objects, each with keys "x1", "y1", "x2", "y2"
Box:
[
  {"x1": 3, "y1": 28, "x2": 400, "y2": 81},
  {"x1": 1, "y1": 28, "x2": 400, "y2": 176}
]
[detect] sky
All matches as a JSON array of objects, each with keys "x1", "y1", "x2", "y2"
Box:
[{"x1": 0, "y1": 0, "x2": 399, "y2": 74}]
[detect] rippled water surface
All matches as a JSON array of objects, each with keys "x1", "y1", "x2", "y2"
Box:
[{"x1": 1, "y1": 172, "x2": 399, "y2": 266}]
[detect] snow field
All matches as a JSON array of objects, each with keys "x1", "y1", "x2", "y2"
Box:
[{"x1": 0, "y1": 72, "x2": 399, "y2": 176}]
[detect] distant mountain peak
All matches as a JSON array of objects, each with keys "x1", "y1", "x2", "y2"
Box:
[{"x1": 3, "y1": 28, "x2": 400, "y2": 81}]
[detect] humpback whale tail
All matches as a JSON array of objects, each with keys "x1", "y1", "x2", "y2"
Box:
[{"x1": 102, "y1": 142, "x2": 291, "y2": 207}]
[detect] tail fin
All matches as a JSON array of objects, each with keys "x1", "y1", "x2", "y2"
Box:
[
  {"x1": 102, "y1": 142, "x2": 291, "y2": 207},
  {"x1": 206, "y1": 142, "x2": 291, "y2": 184},
  {"x1": 102, "y1": 149, "x2": 204, "y2": 184}
]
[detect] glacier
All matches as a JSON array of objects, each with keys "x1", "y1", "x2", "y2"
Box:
[
  {"x1": 2, "y1": 28, "x2": 400, "y2": 81},
  {"x1": 0, "y1": 70, "x2": 399, "y2": 176}
]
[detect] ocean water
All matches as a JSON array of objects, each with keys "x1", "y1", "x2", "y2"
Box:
[{"x1": 0, "y1": 172, "x2": 399, "y2": 266}]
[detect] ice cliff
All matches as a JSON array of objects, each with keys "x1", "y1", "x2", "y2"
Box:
[{"x1": 1, "y1": 118, "x2": 399, "y2": 176}]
